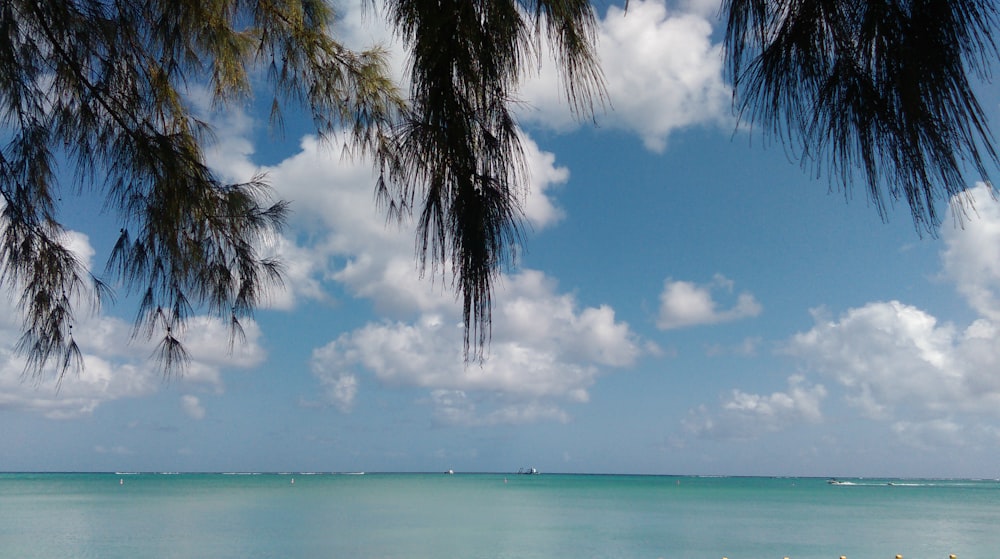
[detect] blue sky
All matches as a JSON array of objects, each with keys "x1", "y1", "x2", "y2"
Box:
[{"x1": 3, "y1": 0, "x2": 1000, "y2": 477}]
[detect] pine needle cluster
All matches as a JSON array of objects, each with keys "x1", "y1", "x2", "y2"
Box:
[
  {"x1": 2, "y1": 0, "x2": 997, "y2": 379},
  {"x1": 0, "y1": 0, "x2": 402, "y2": 379},
  {"x1": 724, "y1": 0, "x2": 999, "y2": 232},
  {"x1": 375, "y1": 0, "x2": 605, "y2": 361}
]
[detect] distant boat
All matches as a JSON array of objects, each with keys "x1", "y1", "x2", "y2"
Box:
[
  {"x1": 447, "y1": 469, "x2": 455, "y2": 475},
  {"x1": 517, "y1": 467, "x2": 539, "y2": 475}
]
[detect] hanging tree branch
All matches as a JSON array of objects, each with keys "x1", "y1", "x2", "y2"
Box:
[
  {"x1": 0, "y1": 0, "x2": 404, "y2": 378},
  {"x1": 723, "y1": 0, "x2": 1000, "y2": 234},
  {"x1": 375, "y1": 0, "x2": 606, "y2": 361}
]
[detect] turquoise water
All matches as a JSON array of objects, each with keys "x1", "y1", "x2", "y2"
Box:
[{"x1": 1, "y1": 473, "x2": 997, "y2": 558}]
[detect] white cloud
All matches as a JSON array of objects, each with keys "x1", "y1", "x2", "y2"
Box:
[
  {"x1": 255, "y1": 235, "x2": 331, "y2": 311},
  {"x1": 173, "y1": 316, "x2": 268, "y2": 388},
  {"x1": 683, "y1": 375, "x2": 827, "y2": 440},
  {"x1": 205, "y1": 118, "x2": 642, "y2": 425},
  {"x1": 61, "y1": 230, "x2": 97, "y2": 271},
  {"x1": 310, "y1": 271, "x2": 642, "y2": 423},
  {"x1": 332, "y1": 0, "x2": 409, "y2": 88},
  {"x1": 0, "y1": 232, "x2": 269, "y2": 419},
  {"x1": 198, "y1": 98, "x2": 259, "y2": 184},
  {"x1": 520, "y1": 140, "x2": 569, "y2": 228},
  {"x1": 312, "y1": 366, "x2": 359, "y2": 413},
  {"x1": 760, "y1": 184, "x2": 1000, "y2": 450},
  {"x1": 657, "y1": 274, "x2": 762, "y2": 329},
  {"x1": 519, "y1": 0, "x2": 731, "y2": 151},
  {"x1": 0, "y1": 357, "x2": 154, "y2": 420},
  {"x1": 245, "y1": 132, "x2": 570, "y2": 314},
  {"x1": 0, "y1": 314, "x2": 266, "y2": 419},
  {"x1": 786, "y1": 301, "x2": 1000, "y2": 420},
  {"x1": 181, "y1": 395, "x2": 206, "y2": 420},
  {"x1": 941, "y1": 183, "x2": 1000, "y2": 320},
  {"x1": 332, "y1": 0, "x2": 731, "y2": 152},
  {"x1": 0, "y1": 283, "x2": 157, "y2": 418}
]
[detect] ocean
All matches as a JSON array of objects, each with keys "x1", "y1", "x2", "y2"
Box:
[{"x1": 0, "y1": 473, "x2": 996, "y2": 559}]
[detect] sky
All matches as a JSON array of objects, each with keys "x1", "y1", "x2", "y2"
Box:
[{"x1": 3, "y1": 0, "x2": 1000, "y2": 478}]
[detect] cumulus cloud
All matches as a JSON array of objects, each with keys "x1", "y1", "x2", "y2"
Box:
[
  {"x1": 0, "y1": 233, "x2": 269, "y2": 419},
  {"x1": 205, "y1": 119, "x2": 643, "y2": 425},
  {"x1": 196, "y1": 6, "x2": 721, "y2": 425},
  {"x1": 0, "y1": 356, "x2": 156, "y2": 420},
  {"x1": 657, "y1": 274, "x2": 762, "y2": 329},
  {"x1": 331, "y1": 0, "x2": 730, "y2": 152},
  {"x1": 786, "y1": 301, "x2": 1000, "y2": 420},
  {"x1": 173, "y1": 316, "x2": 268, "y2": 388},
  {"x1": 519, "y1": 0, "x2": 731, "y2": 151},
  {"x1": 941, "y1": 183, "x2": 1000, "y2": 320},
  {"x1": 786, "y1": 301, "x2": 980, "y2": 418},
  {"x1": 310, "y1": 271, "x2": 642, "y2": 423},
  {"x1": 756, "y1": 184, "x2": 1000, "y2": 450},
  {"x1": 0, "y1": 315, "x2": 267, "y2": 419},
  {"x1": 246, "y1": 132, "x2": 569, "y2": 314},
  {"x1": 61, "y1": 230, "x2": 98, "y2": 271},
  {"x1": 312, "y1": 366, "x2": 359, "y2": 413},
  {"x1": 683, "y1": 375, "x2": 827, "y2": 440}
]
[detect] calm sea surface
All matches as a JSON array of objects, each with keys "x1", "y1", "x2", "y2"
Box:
[{"x1": 1, "y1": 473, "x2": 997, "y2": 559}]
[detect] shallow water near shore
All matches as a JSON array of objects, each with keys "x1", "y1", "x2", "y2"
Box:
[{"x1": 1, "y1": 473, "x2": 997, "y2": 558}]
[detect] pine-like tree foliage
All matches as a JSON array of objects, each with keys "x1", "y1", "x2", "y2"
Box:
[
  {"x1": 0, "y1": 0, "x2": 402, "y2": 379},
  {"x1": 724, "y1": 0, "x2": 999, "y2": 232},
  {"x1": 376, "y1": 0, "x2": 605, "y2": 360},
  {"x1": 17, "y1": 0, "x2": 994, "y2": 379}
]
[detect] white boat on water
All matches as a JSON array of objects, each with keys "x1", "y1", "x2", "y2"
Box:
[{"x1": 517, "y1": 467, "x2": 539, "y2": 475}]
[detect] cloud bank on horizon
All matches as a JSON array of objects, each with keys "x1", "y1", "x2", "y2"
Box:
[{"x1": 2, "y1": 0, "x2": 999, "y2": 474}]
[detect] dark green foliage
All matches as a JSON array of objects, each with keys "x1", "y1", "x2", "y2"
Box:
[
  {"x1": 375, "y1": 0, "x2": 604, "y2": 360},
  {"x1": 5, "y1": 0, "x2": 996, "y2": 380},
  {"x1": 0, "y1": 0, "x2": 402, "y2": 378}
]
